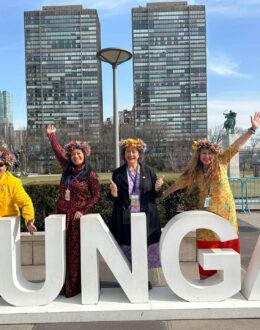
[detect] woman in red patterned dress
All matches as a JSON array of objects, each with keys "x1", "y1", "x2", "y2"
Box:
[{"x1": 47, "y1": 124, "x2": 100, "y2": 297}]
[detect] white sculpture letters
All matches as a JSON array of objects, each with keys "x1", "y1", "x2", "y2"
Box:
[
  {"x1": 0, "y1": 210, "x2": 259, "y2": 307},
  {"x1": 81, "y1": 213, "x2": 148, "y2": 304},
  {"x1": 0, "y1": 215, "x2": 66, "y2": 306},
  {"x1": 160, "y1": 211, "x2": 240, "y2": 301}
]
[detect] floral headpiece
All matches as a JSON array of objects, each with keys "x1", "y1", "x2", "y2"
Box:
[
  {"x1": 192, "y1": 139, "x2": 221, "y2": 154},
  {"x1": 63, "y1": 140, "x2": 91, "y2": 157},
  {"x1": 0, "y1": 147, "x2": 15, "y2": 166},
  {"x1": 120, "y1": 138, "x2": 147, "y2": 153}
]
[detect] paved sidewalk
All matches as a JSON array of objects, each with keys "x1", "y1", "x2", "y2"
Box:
[{"x1": 237, "y1": 210, "x2": 260, "y2": 229}]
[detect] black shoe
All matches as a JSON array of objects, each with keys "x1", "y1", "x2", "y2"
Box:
[{"x1": 148, "y1": 281, "x2": 152, "y2": 290}]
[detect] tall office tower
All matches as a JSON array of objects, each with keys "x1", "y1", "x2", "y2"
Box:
[
  {"x1": 132, "y1": 2, "x2": 207, "y2": 144},
  {"x1": 25, "y1": 5, "x2": 102, "y2": 173},
  {"x1": 0, "y1": 91, "x2": 14, "y2": 148},
  {"x1": 0, "y1": 91, "x2": 13, "y2": 124}
]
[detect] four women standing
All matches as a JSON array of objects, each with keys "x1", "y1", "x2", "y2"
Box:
[{"x1": 1, "y1": 112, "x2": 259, "y2": 295}]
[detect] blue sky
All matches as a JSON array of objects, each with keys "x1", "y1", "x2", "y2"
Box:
[{"x1": 0, "y1": 0, "x2": 260, "y2": 129}]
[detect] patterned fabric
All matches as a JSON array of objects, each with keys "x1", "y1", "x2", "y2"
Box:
[
  {"x1": 197, "y1": 239, "x2": 240, "y2": 276},
  {"x1": 175, "y1": 144, "x2": 239, "y2": 241},
  {"x1": 121, "y1": 242, "x2": 161, "y2": 268},
  {"x1": 0, "y1": 171, "x2": 34, "y2": 223},
  {"x1": 48, "y1": 133, "x2": 100, "y2": 298}
]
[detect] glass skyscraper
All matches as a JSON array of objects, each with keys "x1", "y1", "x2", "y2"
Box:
[
  {"x1": 0, "y1": 91, "x2": 13, "y2": 124},
  {"x1": 132, "y1": 1, "x2": 207, "y2": 141},
  {"x1": 24, "y1": 5, "x2": 102, "y2": 172}
]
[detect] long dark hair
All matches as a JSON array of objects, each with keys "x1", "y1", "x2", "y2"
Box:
[{"x1": 61, "y1": 150, "x2": 92, "y2": 183}]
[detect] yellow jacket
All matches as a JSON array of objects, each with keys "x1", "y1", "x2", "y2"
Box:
[{"x1": 0, "y1": 171, "x2": 34, "y2": 224}]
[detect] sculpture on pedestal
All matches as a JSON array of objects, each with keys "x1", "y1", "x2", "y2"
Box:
[{"x1": 223, "y1": 110, "x2": 237, "y2": 134}]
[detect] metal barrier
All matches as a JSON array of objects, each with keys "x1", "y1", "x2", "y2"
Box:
[
  {"x1": 244, "y1": 177, "x2": 260, "y2": 212},
  {"x1": 229, "y1": 178, "x2": 245, "y2": 212}
]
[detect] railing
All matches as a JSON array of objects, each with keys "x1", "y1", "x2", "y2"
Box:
[
  {"x1": 229, "y1": 178, "x2": 245, "y2": 212},
  {"x1": 229, "y1": 177, "x2": 260, "y2": 213},
  {"x1": 244, "y1": 177, "x2": 260, "y2": 213}
]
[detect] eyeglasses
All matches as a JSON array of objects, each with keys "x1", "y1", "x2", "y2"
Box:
[{"x1": 0, "y1": 163, "x2": 6, "y2": 168}]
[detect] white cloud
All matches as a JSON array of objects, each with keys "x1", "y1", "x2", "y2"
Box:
[
  {"x1": 208, "y1": 51, "x2": 251, "y2": 78},
  {"x1": 208, "y1": 99, "x2": 260, "y2": 128}
]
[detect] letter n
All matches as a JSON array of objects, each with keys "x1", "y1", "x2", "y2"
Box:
[{"x1": 80, "y1": 213, "x2": 148, "y2": 304}]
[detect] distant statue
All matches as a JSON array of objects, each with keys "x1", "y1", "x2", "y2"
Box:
[{"x1": 223, "y1": 110, "x2": 237, "y2": 134}]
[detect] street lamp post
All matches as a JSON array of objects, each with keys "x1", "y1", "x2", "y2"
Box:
[{"x1": 97, "y1": 47, "x2": 132, "y2": 169}]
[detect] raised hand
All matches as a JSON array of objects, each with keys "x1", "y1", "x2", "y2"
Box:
[
  {"x1": 155, "y1": 175, "x2": 165, "y2": 192},
  {"x1": 47, "y1": 124, "x2": 56, "y2": 135},
  {"x1": 251, "y1": 112, "x2": 260, "y2": 130},
  {"x1": 110, "y1": 179, "x2": 118, "y2": 197}
]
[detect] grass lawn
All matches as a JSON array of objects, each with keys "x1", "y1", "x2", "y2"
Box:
[{"x1": 21, "y1": 172, "x2": 181, "y2": 185}]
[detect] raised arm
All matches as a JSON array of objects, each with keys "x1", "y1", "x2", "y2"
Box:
[
  {"x1": 47, "y1": 124, "x2": 68, "y2": 170},
  {"x1": 232, "y1": 112, "x2": 260, "y2": 151},
  {"x1": 161, "y1": 175, "x2": 192, "y2": 201}
]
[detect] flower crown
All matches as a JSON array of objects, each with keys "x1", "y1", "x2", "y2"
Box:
[
  {"x1": 0, "y1": 147, "x2": 15, "y2": 166},
  {"x1": 192, "y1": 139, "x2": 221, "y2": 154},
  {"x1": 120, "y1": 138, "x2": 147, "y2": 153},
  {"x1": 63, "y1": 140, "x2": 91, "y2": 157}
]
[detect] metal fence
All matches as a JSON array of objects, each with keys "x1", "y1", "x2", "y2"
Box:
[
  {"x1": 229, "y1": 178, "x2": 245, "y2": 212},
  {"x1": 244, "y1": 177, "x2": 260, "y2": 212},
  {"x1": 229, "y1": 177, "x2": 260, "y2": 213}
]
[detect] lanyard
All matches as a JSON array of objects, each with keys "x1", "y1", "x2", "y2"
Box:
[
  {"x1": 203, "y1": 172, "x2": 211, "y2": 196},
  {"x1": 67, "y1": 170, "x2": 83, "y2": 189},
  {"x1": 127, "y1": 164, "x2": 139, "y2": 195}
]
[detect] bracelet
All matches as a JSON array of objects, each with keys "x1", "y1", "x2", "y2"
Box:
[{"x1": 248, "y1": 127, "x2": 255, "y2": 134}]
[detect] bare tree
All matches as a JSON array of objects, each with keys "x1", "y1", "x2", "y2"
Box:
[{"x1": 167, "y1": 139, "x2": 192, "y2": 172}]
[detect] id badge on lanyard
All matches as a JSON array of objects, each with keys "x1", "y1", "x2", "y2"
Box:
[
  {"x1": 204, "y1": 196, "x2": 211, "y2": 208},
  {"x1": 204, "y1": 186, "x2": 211, "y2": 208},
  {"x1": 65, "y1": 189, "x2": 70, "y2": 201},
  {"x1": 131, "y1": 194, "x2": 139, "y2": 207}
]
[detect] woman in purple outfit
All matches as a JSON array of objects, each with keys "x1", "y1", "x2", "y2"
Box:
[{"x1": 109, "y1": 138, "x2": 164, "y2": 289}]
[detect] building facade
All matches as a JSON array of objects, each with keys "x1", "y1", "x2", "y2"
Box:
[
  {"x1": 132, "y1": 1, "x2": 207, "y2": 144},
  {"x1": 0, "y1": 91, "x2": 14, "y2": 148},
  {"x1": 24, "y1": 5, "x2": 102, "y2": 173},
  {"x1": 0, "y1": 91, "x2": 13, "y2": 124}
]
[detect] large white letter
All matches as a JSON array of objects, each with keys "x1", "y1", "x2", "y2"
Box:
[
  {"x1": 242, "y1": 235, "x2": 260, "y2": 300},
  {"x1": 0, "y1": 215, "x2": 66, "y2": 306},
  {"x1": 81, "y1": 213, "x2": 148, "y2": 304},
  {"x1": 160, "y1": 210, "x2": 241, "y2": 301}
]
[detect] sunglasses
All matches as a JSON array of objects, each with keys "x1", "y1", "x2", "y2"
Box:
[{"x1": 0, "y1": 163, "x2": 6, "y2": 168}]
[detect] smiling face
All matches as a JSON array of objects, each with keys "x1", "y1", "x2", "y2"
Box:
[
  {"x1": 199, "y1": 148, "x2": 214, "y2": 168},
  {"x1": 70, "y1": 149, "x2": 85, "y2": 167},
  {"x1": 0, "y1": 162, "x2": 7, "y2": 177},
  {"x1": 124, "y1": 147, "x2": 140, "y2": 167}
]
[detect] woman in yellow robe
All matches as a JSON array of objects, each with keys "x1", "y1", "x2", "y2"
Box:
[
  {"x1": 0, "y1": 147, "x2": 36, "y2": 235},
  {"x1": 162, "y1": 112, "x2": 260, "y2": 277}
]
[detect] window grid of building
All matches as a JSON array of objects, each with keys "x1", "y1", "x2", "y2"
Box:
[
  {"x1": 25, "y1": 6, "x2": 102, "y2": 172},
  {"x1": 132, "y1": 2, "x2": 207, "y2": 140}
]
